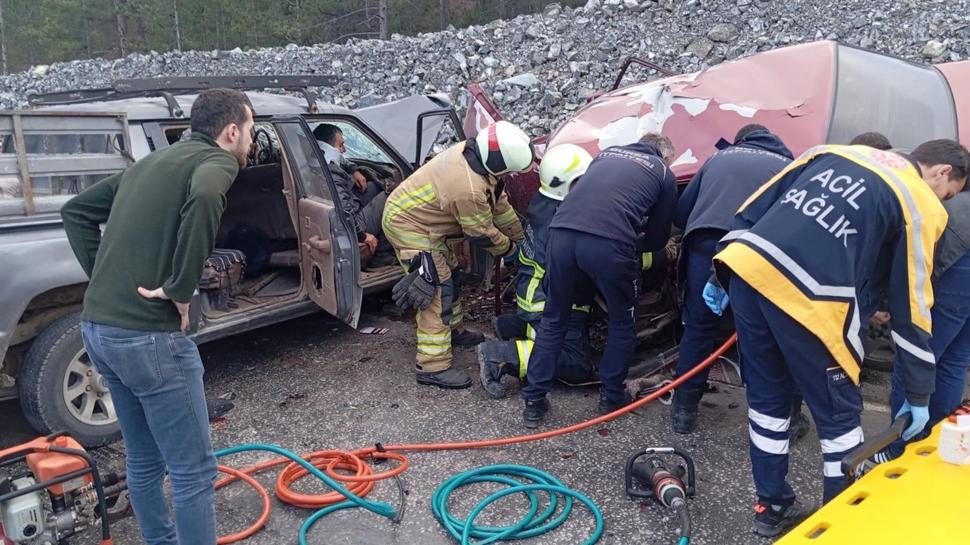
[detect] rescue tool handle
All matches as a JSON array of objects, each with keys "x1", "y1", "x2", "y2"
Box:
[
  {"x1": 624, "y1": 447, "x2": 696, "y2": 499},
  {"x1": 840, "y1": 413, "x2": 912, "y2": 485}
]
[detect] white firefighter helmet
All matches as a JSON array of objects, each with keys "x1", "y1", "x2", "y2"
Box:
[
  {"x1": 475, "y1": 120, "x2": 535, "y2": 176},
  {"x1": 538, "y1": 144, "x2": 593, "y2": 201}
]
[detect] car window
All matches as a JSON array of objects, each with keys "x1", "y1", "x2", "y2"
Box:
[
  {"x1": 276, "y1": 122, "x2": 334, "y2": 202},
  {"x1": 309, "y1": 120, "x2": 392, "y2": 164},
  {"x1": 829, "y1": 45, "x2": 957, "y2": 149},
  {"x1": 0, "y1": 114, "x2": 130, "y2": 220}
]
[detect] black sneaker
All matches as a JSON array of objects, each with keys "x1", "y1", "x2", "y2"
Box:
[
  {"x1": 416, "y1": 368, "x2": 472, "y2": 389},
  {"x1": 452, "y1": 329, "x2": 486, "y2": 347},
  {"x1": 752, "y1": 501, "x2": 811, "y2": 538},
  {"x1": 870, "y1": 448, "x2": 900, "y2": 465},
  {"x1": 597, "y1": 392, "x2": 633, "y2": 415},
  {"x1": 523, "y1": 397, "x2": 550, "y2": 429},
  {"x1": 477, "y1": 344, "x2": 510, "y2": 399},
  {"x1": 852, "y1": 447, "x2": 902, "y2": 478}
]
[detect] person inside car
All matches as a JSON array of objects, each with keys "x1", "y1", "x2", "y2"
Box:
[{"x1": 314, "y1": 123, "x2": 386, "y2": 264}]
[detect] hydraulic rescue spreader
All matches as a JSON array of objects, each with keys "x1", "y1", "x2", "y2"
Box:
[{"x1": 625, "y1": 447, "x2": 697, "y2": 545}]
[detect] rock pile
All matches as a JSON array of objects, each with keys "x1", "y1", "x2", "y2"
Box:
[{"x1": 2, "y1": 0, "x2": 968, "y2": 135}]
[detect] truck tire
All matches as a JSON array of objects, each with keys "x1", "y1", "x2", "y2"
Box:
[{"x1": 18, "y1": 311, "x2": 121, "y2": 447}]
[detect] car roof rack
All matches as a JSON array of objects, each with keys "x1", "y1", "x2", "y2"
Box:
[{"x1": 27, "y1": 75, "x2": 339, "y2": 117}]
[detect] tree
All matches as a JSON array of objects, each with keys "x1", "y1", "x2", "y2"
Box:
[
  {"x1": 0, "y1": 0, "x2": 7, "y2": 74},
  {"x1": 379, "y1": 0, "x2": 387, "y2": 40},
  {"x1": 0, "y1": 0, "x2": 584, "y2": 72},
  {"x1": 172, "y1": 0, "x2": 182, "y2": 51},
  {"x1": 111, "y1": 0, "x2": 128, "y2": 56}
]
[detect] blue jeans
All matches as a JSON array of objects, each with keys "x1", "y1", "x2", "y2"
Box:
[
  {"x1": 889, "y1": 252, "x2": 970, "y2": 456},
  {"x1": 524, "y1": 228, "x2": 639, "y2": 403},
  {"x1": 81, "y1": 321, "x2": 217, "y2": 545}
]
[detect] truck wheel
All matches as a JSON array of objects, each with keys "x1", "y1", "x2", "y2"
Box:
[{"x1": 18, "y1": 311, "x2": 121, "y2": 447}]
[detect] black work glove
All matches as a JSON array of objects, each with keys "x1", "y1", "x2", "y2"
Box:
[
  {"x1": 392, "y1": 270, "x2": 436, "y2": 310},
  {"x1": 391, "y1": 252, "x2": 439, "y2": 310}
]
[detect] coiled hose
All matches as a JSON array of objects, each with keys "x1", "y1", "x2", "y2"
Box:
[
  {"x1": 432, "y1": 464, "x2": 604, "y2": 545},
  {"x1": 213, "y1": 334, "x2": 737, "y2": 543}
]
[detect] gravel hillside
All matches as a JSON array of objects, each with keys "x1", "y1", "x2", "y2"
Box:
[{"x1": 1, "y1": 0, "x2": 966, "y2": 134}]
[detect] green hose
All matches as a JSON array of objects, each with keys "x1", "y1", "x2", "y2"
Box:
[
  {"x1": 432, "y1": 464, "x2": 604, "y2": 545},
  {"x1": 216, "y1": 448, "x2": 602, "y2": 545},
  {"x1": 215, "y1": 444, "x2": 400, "y2": 545}
]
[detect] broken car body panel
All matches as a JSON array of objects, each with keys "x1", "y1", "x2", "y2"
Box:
[
  {"x1": 357, "y1": 93, "x2": 462, "y2": 166},
  {"x1": 548, "y1": 41, "x2": 960, "y2": 182},
  {"x1": 471, "y1": 40, "x2": 961, "y2": 213}
]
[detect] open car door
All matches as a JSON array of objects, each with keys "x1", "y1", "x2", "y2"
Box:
[
  {"x1": 356, "y1": 94, "x2": 466, "y2": 167},
  {"x1": 273, "y1": 118, "x2": 363, "y2": 328}
]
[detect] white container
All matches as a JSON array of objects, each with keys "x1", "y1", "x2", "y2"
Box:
[{"x1": 938, "y1": 414, "x2": 970, "y2": 465}]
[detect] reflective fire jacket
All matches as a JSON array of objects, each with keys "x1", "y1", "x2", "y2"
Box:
[{"x1": 382, "y1": 141, "x2": 523, "y2": 256}]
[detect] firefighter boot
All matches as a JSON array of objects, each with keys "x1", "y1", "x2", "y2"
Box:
[
  {"x1": 476, "y1": 341, "x2": 521, "y2": 399},
  {"x1": 416, "y1": 368, "x2": 472, "y2": 389},
  {"x1": 671, "y1": 387, "x2": 703, "y2": 434}
]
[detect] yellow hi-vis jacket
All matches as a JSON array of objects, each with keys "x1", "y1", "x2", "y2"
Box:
[
  {"x1": 714, "y1": 145, "x2": 947, "y2": 404},
  {"x1": 382, "y1": 142, "x2": 524, "y2": 256}
]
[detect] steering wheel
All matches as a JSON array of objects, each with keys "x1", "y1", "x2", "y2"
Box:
[{"x1": 249, "y1": 127, "x2": 275, "y2": 165}]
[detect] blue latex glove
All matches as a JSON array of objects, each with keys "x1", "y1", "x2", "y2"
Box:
[
  {"x1": 896, "y1": 401, "x2": 930, "y2": 441},
  {"x1": 702, "y1": 281, "x2": 730, "y2": 316}
]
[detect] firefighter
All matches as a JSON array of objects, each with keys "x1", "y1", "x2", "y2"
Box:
[
  {"x1": 671, "y1": 124, "x2": 795, "y2": 434},
  {"x1": 477, "y1": 144, "x2": 596, "y2": 397},
  {"x1": 383, "y1": 120, "x2": 531, "y2": 389},
  {"x1": 709, "y1": 140, "x2": 969, "y2": 537},
  {"x1": 522, "y1": 133, "x2": 678, "y2": 428}
]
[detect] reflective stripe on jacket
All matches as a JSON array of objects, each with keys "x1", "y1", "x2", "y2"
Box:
[
  {"x1": 715, "y1": 145, "x2": 946, "y2": 404},
  {"x1": 382, "y1": 143, "x2": 523, "y2": 254}
]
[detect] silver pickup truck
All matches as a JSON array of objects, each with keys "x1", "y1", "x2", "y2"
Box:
[{"x1": 0, "y1": 76, "x2": 464, "y2": 446}]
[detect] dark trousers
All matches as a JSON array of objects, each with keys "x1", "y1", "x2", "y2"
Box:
[
  {"x1": 358, "y1": 179, "x2": 383, "y2": 208},
  {"x1": 675, "y1": 231, "x2": 725, "y2": 393},
  {"x1": 888, "y1": 252, "x2": 970, "y2": 456},
  {"x1": 523, "y1": 228, "x2": 640, "y2": 402},
  {"x1": 730, "y1": 276, "x2": 864, "y2": 505}
]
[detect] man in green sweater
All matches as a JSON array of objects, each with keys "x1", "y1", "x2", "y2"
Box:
[{"x1": 61, "y1": 88, "x2": 254, "y2": 545}]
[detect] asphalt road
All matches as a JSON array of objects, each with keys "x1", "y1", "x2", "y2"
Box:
[{"x1": 1, "y1": 302, "x2": 900, "y2": 545}]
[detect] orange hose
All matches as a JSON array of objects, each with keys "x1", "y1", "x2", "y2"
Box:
[
  {"x1": 215, "y1": 465, "x2": 272, "y2": 543},
  {"x1": 216, "y1": 334, "x2": 737, "y2": 543}
]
